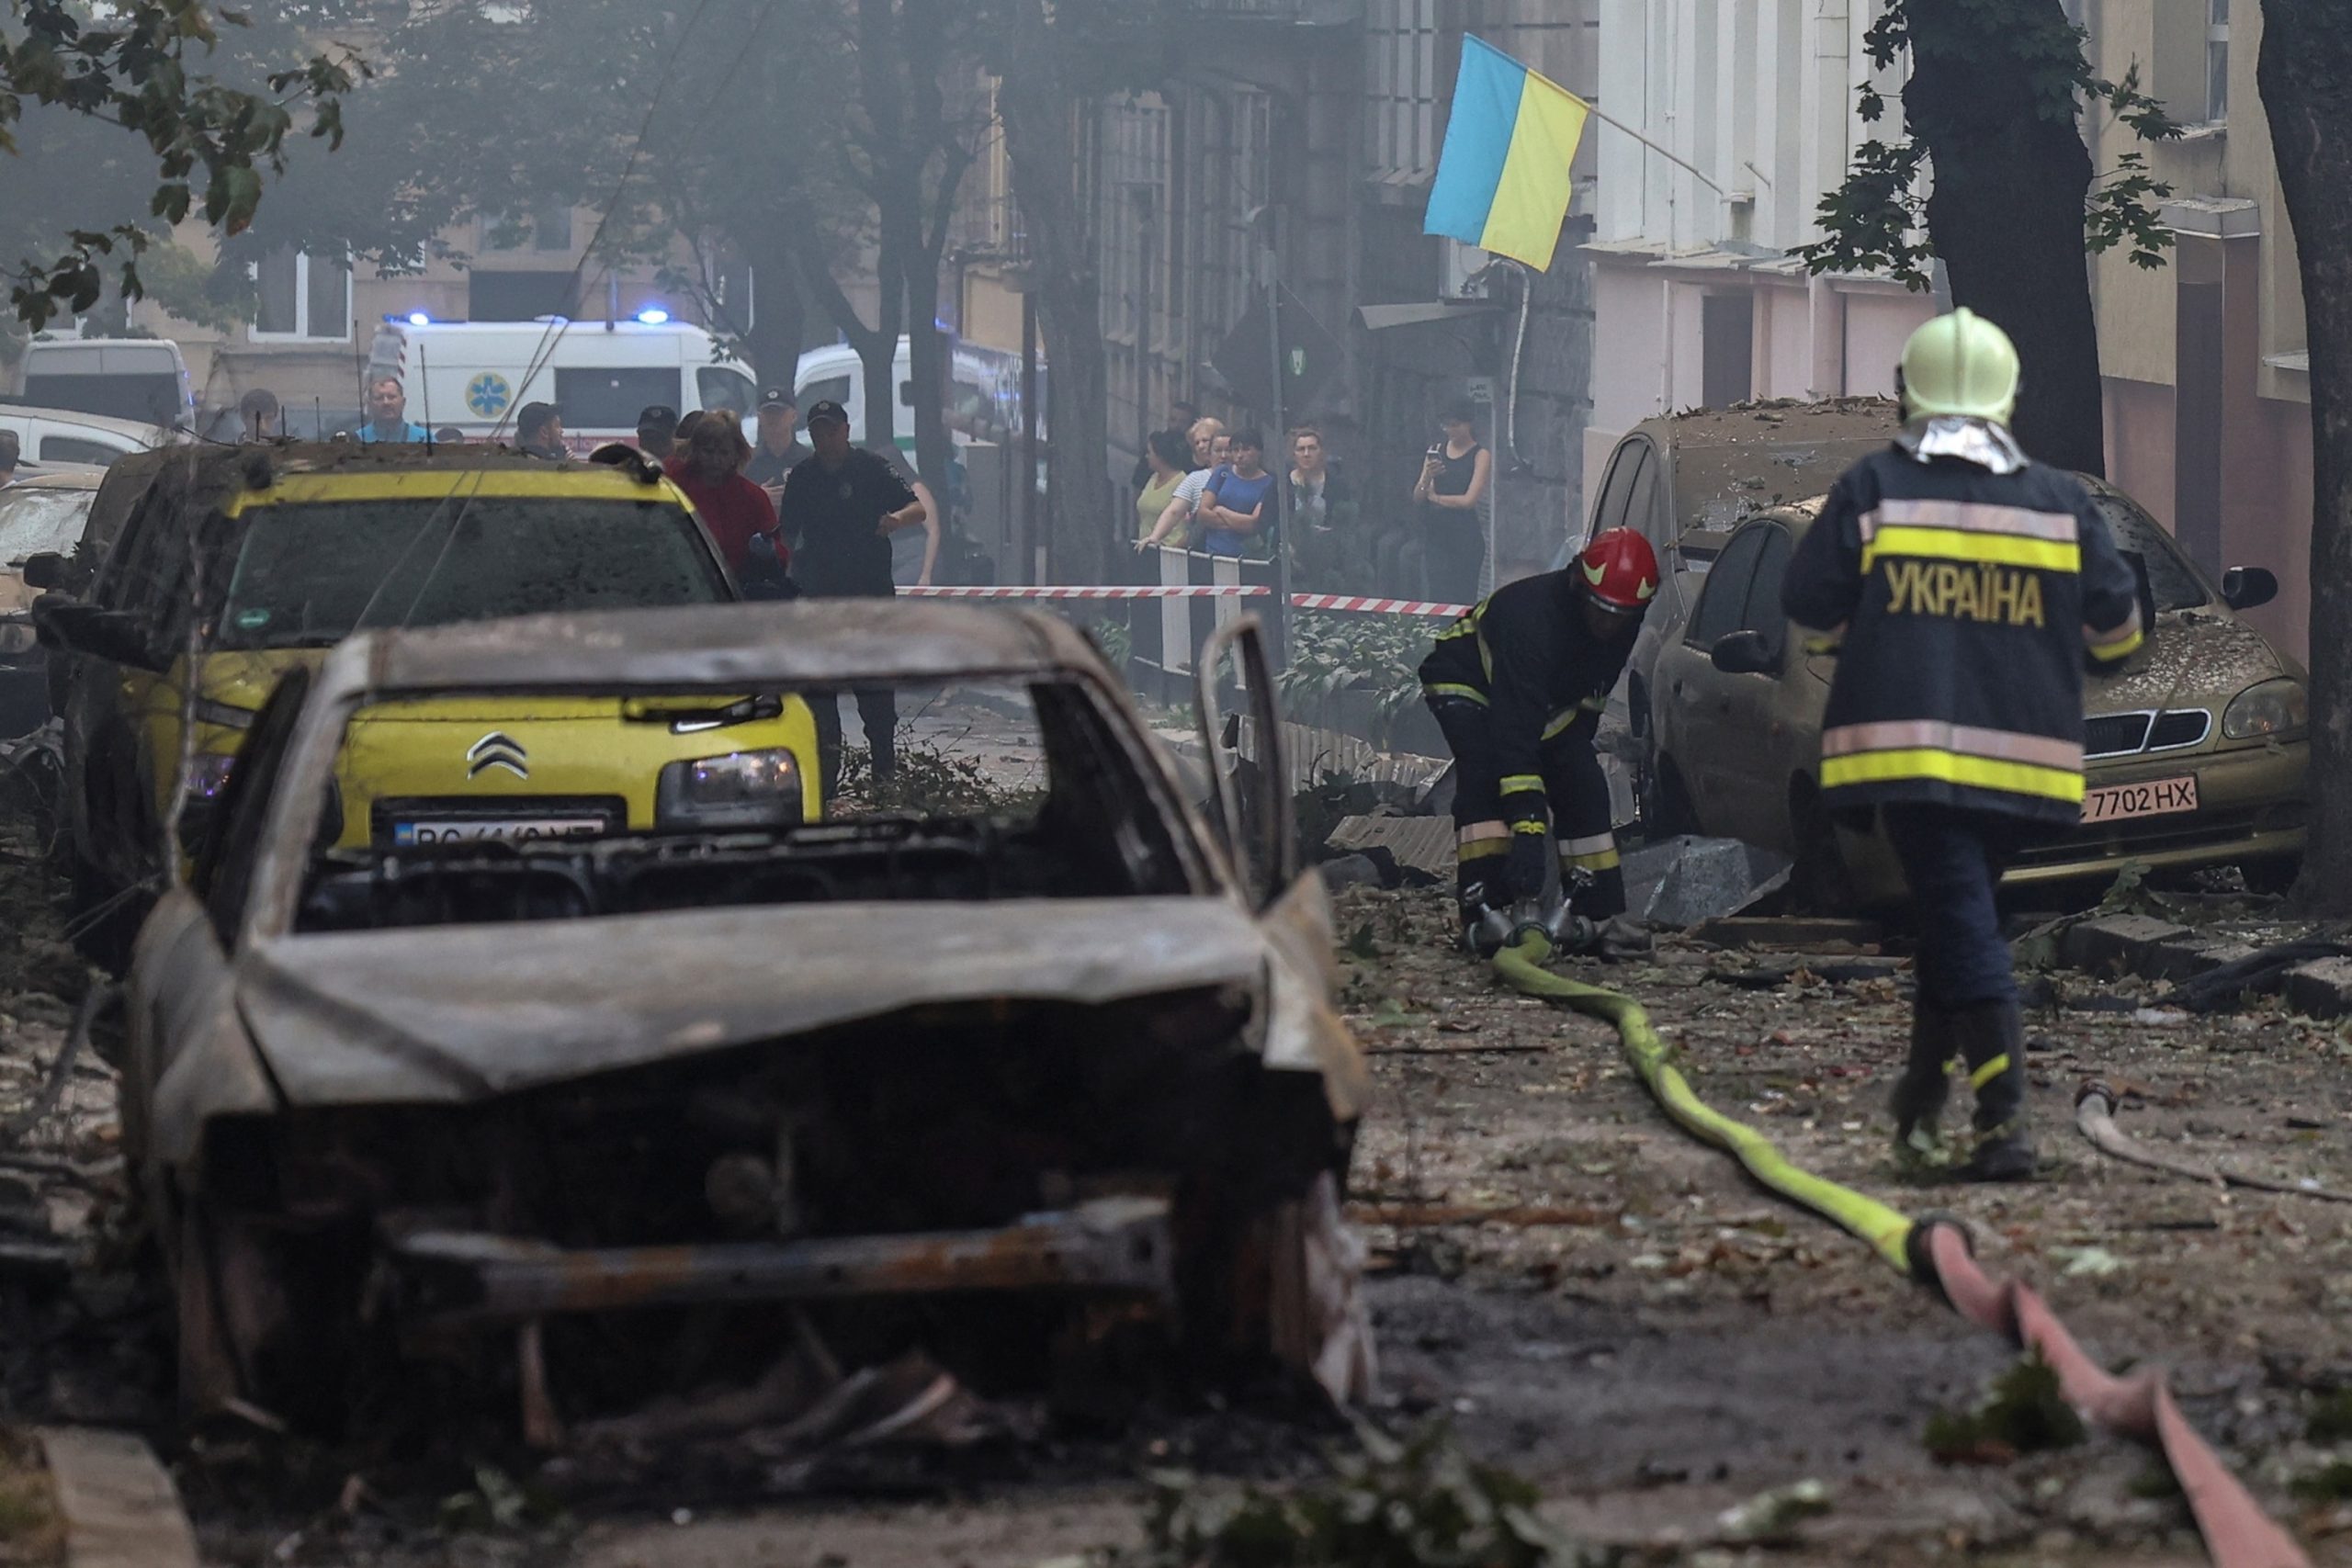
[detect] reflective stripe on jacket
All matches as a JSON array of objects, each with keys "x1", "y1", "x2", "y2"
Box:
[
  {"x1": 1418, "y1": 570, "x2": 1640, "y2": 830},
  {"x1": 1782, "y1": 446, "x2": 2143, "y2": 826}
]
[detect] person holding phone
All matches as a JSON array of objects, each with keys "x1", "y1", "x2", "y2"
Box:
[{"x1": 1412, "y1": 400, "x2": 1492, "y2": 604}]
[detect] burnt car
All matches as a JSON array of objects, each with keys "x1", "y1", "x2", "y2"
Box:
[
  {"x1": 1645, "y1": 479, "x2": 2306, "y2": 903},
  {"x1": 123, "y1": 601, "x2": 1372, "y2": 1434}
]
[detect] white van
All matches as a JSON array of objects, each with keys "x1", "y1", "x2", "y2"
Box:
[
  {"x1": 16, "y1": 335, "x2": 194, "y2": 427},
  {"x1": 794, "y1": 335, "x2": 1040, "y2": 448},
  {"x1": 0, "y1": 405, "x2": 173, "y2": 466},
  {"x1": 365, "y1": 318, "x2": 761, "y2": 446}
]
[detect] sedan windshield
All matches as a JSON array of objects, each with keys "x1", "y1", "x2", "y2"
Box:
[
  {"x1": 0, "y1": 489, "x2": 96, "y2": 565},
  {"x1": 217, "y1": 497, "x2": 728, "y2": 649},
  {"x1": 2094, "y1": 495, "x2": 2210, "y2": 612}
]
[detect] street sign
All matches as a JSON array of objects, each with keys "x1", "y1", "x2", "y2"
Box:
[{"x1": 1212, "y1": 286, "x2": 1343, "y2": 419}]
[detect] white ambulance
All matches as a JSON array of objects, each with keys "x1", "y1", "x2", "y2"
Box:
[
  {"x1": 793, "y1": 335, "x2": 1039, "y2": 448},
  {"x1": 364, "y1": 315, "x2": 762, "y2": 447}
]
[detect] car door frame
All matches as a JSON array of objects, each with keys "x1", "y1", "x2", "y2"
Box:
[{"x1": 1656, "y1": 520, "x2": 1772, "y2": 832}]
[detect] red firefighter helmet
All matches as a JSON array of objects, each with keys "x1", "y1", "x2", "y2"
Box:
[{"x1": 1577, "y1": 527, "x2": 1660, "y2": 611}]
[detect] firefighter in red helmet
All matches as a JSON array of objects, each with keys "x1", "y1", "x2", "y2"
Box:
[{"x1": 1419, "y1": 527, "x2": 1660, "y2": 952}]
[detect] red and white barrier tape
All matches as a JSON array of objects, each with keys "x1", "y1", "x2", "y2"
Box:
[
  {"x1": 900, "y1": 584, "x2": 1470, "y2": 616},
  {"x1": 901, "y1": 584, "x2": 1269, "y2": 600},
  {"x1": 1289, "y1": 592, "x2": 1471, "y2": 618}
]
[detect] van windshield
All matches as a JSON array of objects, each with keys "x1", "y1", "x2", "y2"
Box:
[
  {"x1": 22, "y1": 375, "x2": 180, "y2": 427},
  {"x1": 216, "y1": 496, "x2": 729, "y2": 649}
]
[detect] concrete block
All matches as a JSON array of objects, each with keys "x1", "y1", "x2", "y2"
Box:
[
  {"x1": 37, "y1": 1427, "x2": 198, "y2": 1568},
  {"x1": 2143, "y1": 936, "x2": 2259, "y2": 983},
  {"x1": 2282, "y1": 956, "x2": 2352, "y2": 1020},
  {"x1": 2058, "y1": 915, "x2": 2192, "y2": 976}
]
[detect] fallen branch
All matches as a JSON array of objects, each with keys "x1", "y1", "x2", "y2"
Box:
[
  {"x1": 1, "y1": 987, "x2": 113, "y2": 1145},
  {"x1": 2075, "y1": 1081, "x2": 2352, "y2": 1204}
]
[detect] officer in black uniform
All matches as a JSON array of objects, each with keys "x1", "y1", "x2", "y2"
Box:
[
  {"x1": 776, "y1": 399, "x2": 928, "y2": 795},
  {"x1": 1782, "y1": 308, "x2": 2143, "y2": 1181},
  {"x1": 1418, "y1": 526, "x2": 1659, "y2": 951}
]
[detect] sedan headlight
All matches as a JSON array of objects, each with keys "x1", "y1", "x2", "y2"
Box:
[
  {"x1": 656, "y1": 748, "x2": 804, "y2": 830},
  {"x1": 2222, "y1": 677, "x2": 2308, "y2": 740}
]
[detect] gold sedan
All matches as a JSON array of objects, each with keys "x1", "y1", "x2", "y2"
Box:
[{"x1": 1644, "y1": 479, "x2": 2306, "y2": 906}]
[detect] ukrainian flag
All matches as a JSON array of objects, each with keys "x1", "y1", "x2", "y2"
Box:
[{"x1": 1424, "y1": 36, "x2": 1590, "y2": 272}]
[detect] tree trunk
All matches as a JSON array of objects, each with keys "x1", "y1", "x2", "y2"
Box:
[
  {"x1": 2260, "y1": 0, "x2": 2352, "y2": 911},
  {"x1": 1904, "y1": 1, "x2": 2107, "y2": 475},
  {"x1": 741, "y1": 256, "x2": 807, "y2": 390},
  {"x1": 997, "y1": 3, "x2": 1112, "y2": 587}
]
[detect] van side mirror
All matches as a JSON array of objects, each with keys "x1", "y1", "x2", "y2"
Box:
[
  {"x1": 18, "y1": 553, "x2": 65, "y2": 591},
  {"x1": 2222, "y1": 566, "x2": 2278, "y2": 612},
  {"x1": 1710, "y1": 628, "x2": 1778, "y2": 676},
  {"x1": 32, "y1": 601, "x2": 164, "y2": 671}
]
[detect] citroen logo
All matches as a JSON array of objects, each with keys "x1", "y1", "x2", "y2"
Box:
[{"x1": 467, "y1": 732, "x2": 529, "y2": 779}]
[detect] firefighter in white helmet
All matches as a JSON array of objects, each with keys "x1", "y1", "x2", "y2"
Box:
[{"x1": 1782, "y1": 307, "x2": 2144, "y2": 1181}]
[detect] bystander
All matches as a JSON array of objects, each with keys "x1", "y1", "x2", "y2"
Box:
[
  {"x1": 356, "y1": 377, "x2": 430, "y2": 445},
  {"x1": 637, "y1": 404, "x2": 680, "y2": 460},
  {"x1": 1135, "y1": 429, "x2": 1191, "y2": 544},
  {"x1": 668, "y1": 411, "x2": 781, "y2": 575},
  {"x1": 1197, "y1": 429, "x2": 1276, "y2": 558},
  {"x1": 239, "y1": 389, "x2": 282, "y2": 441},
  {"x1": 1136, "y1": 418, "x2": 1228, "y2": 552},
  {"x1": 1411, "y1": 401, "x2": 1492, "y2": 604},
  {"x1": 1286, "y1": 426, "x2": 1359, "y2": 586},
  {"x1": 515, "y1": 401, "x2": 566, "y2": 459},
  {"x1": 778, "y1": 400, "x2": 928, "y2": 791}
]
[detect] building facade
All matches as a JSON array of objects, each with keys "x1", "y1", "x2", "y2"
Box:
[
  {"x1": 1069, "y1": 0, "x2": 1601, "y2": 590},
  {"x1": 2085, "y1": 0, "x2": 2311, "y2": 659},
  {"x1": 1586, "y1": 0, "x2": 1931, "y2": 531}
]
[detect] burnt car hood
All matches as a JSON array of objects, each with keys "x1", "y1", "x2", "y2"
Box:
[
  {"x1": 236, "y1": 897, "x2": 1267, "y2": 1106},
  {"x1": 2087, "y1": 611, "x2": 2285, "y2": 716}
]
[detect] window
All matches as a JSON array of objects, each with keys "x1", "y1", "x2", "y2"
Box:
[
  {"x1": 1589, "y1": 439, "x2": 1648, "y2": 538},
  {"x1": 696, "y1": 367, "x2": 757, "y2": 418},
  {"x1": 1739, "y1": 526, "x2": 1792, "y2": 660},
  {"x1": 1688, "y1": 523, "x2": 1768, "y2": 648},
  {"x1": 39, "y1": 436, "x2": 124, "y2": 466},
  {"x1": 216, "y1": 497, "x2": 727, "y2": 649},
  {"x1": 468, "y1": 270, "x2": 576, "y2": 321},
  {"x1": 2206, "y1": 0, "x2": 2229, "y2": 122},
  {"x1": 552, "y1": 367, "x2": 684, "y2": 431},
  {"x1": 483, "y1": 198, "x2": 575, "y2": 253},
  {"x1": 253, "y1": 247, "x2": 352, "y2": 341},
  {"x1": 1365, "y1": 0, "x2": 1442, "y2": 176},
  {"x1": 796, "y1": 375, "x2": 852, "y2": 410}
]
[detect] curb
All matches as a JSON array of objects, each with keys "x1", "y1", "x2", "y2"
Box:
[
  {"x1": 2055, "y1": 912, "x2": 2352, "y2": 1016},
  {"x1": 34, "y1": 1427, "x2": 198, "y2": 1568}
]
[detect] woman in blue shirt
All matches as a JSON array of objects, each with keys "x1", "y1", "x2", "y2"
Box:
[{"x1": 1198, "y1": 428, "x2": 1276, "y2": 558}]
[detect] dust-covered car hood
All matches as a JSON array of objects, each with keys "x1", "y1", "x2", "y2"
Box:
[
  {"x1": 236, "y1": 897, "x2": 1266, "y2": 1106},
  {"x1": 2086, "y1": 610, "x2": 2288, "y2": 716}
]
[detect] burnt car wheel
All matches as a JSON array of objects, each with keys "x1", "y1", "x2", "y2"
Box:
[{"x1": 173, "y1": 1201, "x2": 359, "y2": 1433}]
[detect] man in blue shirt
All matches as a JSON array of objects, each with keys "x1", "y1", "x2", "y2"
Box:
[
  {"x1": 1198, "y1": 427, "x2": 1276, "y2": 558},
  {"x1": 356, "y1": 376, "x2": 430, "y2": 445}
]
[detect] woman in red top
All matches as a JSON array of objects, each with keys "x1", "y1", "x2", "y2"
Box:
[{"x1": 665, "y1": 410, "x2": 784, "y2": 575}]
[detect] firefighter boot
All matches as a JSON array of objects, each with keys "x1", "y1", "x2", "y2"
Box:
[
  {"x1": 1889, "y1": 1002, "x2": 1951, "y2": 1149},
  {"x1": 1949, "y1": 999, "x2": 2035, "y2": 1182},
  {"x1": 1456, "y1": 843, "x2": 1506, "y2": 954}
]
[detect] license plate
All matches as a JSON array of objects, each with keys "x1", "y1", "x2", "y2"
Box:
[
  {"x1": 392, "y1": 817, "x2": 609, "y2": 847},
  {"x1": 2081, "y1": 774, "x2": 2199, "y2": 825}
]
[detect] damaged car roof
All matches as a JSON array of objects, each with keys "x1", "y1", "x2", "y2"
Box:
[{"x1": 339, "y1": 602, "x2": 1103, "y2": 694}]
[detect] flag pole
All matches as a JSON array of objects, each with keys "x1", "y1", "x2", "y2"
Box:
[{"x1": 1579, "y1": 102, "x2": 1726, "y2": 196}]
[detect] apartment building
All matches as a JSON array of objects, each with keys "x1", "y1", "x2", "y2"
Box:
[
  {"x1": 2085, "y1": 0, "x2": 2310, "y2": 657},
  {"x1": 1586, "y1": 0, "x2": 1930, "y2": 527}
]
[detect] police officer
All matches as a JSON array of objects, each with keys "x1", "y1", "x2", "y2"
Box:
[
  {"x1": 1782, "y1": 308, "x2": 2143, "y2": 1182},
  {"x1": 1419, "y1": 527, "x2": 1659, "y2": 951}
]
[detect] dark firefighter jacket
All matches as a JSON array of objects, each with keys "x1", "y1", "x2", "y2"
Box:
[
  {"x1": 1781, "y1": 446, "x2": 2143, "y2": 827},
  {"x1": 1418, "y1": 570, "x2": 1640, "y2": 831}
]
